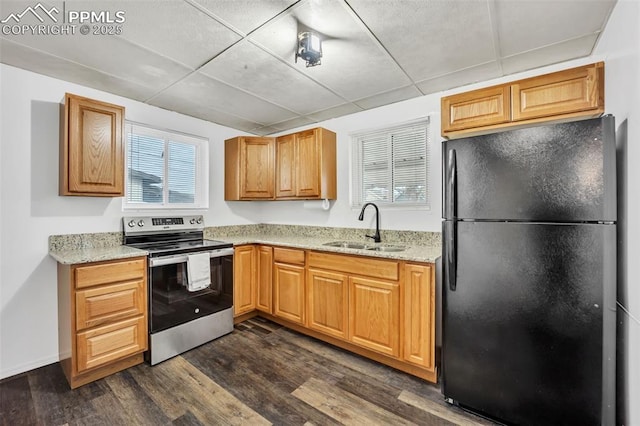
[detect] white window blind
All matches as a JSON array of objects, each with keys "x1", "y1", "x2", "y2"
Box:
[
  {"x1": 124, "y1": 122, "x2": 208, "y2": 209},
  {"x1": 351, "y1": 118, "x2": 430, "y2": 208}
]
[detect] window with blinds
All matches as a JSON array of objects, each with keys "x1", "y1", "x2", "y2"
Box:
[
  {"x1": 123, "y1": 123, "x2": 209, "y2": 209},
  {"x1": 351, "y1": 118, "x2": 430, "y2": 208}
]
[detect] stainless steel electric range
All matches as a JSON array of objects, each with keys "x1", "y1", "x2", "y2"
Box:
[{"x1": 123, "y1": 215, "x2": 233, "y2": 365}]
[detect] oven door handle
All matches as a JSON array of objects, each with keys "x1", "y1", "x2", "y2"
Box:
[{"x1": 149, "y1": 248, "x2": 234, "y2": 267}]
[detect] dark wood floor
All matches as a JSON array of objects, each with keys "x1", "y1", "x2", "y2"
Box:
[{"x1": 1, "y1": 318, "x2": 495, "y2": 425}]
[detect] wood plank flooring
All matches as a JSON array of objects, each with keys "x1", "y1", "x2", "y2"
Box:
[{"x1": 0, "y1": 318, "x2": 495, "y2": 425}]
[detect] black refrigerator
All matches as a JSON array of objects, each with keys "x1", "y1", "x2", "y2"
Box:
[{"x1": 441, "y1": 116, "x2": 617, "y2": 425}]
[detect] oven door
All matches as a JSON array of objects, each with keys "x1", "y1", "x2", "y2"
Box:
[{"x1": 148, "y1": 248, "x2": 233, "y2": 334}]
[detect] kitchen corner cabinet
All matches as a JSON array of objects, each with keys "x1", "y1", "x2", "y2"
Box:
[
  {"x1": 57, "y1": 256, "x2": 147, "y2": 389},
  {"x1": 60, "y1": 93, "x2": 125, "y2": 196},
  {"x1": 256, "y1": 245, "x2": 273, "y2": 314},
  {"x1": 225, "y1": 137, "x2": 275, "y2": 200},
  {"x1": 273, "y1": 248, "x2": 306, "y2": 325},
  {"x1": 441, "y1": 62, "x2": 604, "y2": 138},
  {"x1": 234, "y1": 245, "x2": 257, "y2": 316},
  {"x1": 275, "y1": 128, "x2": 337, "y2": 200},
  {"x1": 225, "y1": 127, "x2": 337, "y2": 201}
]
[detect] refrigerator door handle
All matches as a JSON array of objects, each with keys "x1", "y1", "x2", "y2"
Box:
[
  {"x1": 445, "y1": 149, "x2": 457, "y2": 218},
  {"x1": 445, "y1": 221, "x2": 457, "y2": 291}
]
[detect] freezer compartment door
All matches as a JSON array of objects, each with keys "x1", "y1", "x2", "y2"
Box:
[
  {"x1": 441, "y1": 221, "x2": 615, "y2": 425},
  {"x1": 442, "y1": 116, "x2": 616, "y2": 222}
]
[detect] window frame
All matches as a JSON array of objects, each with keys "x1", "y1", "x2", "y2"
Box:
[
  {"x1": 350, "y1": 117, "x2": 431, "y2": 210},
  {"x1": 122, "y1": 121, "x2": 209, "y2": 210}
]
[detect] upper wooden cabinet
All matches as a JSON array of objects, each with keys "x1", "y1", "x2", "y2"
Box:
[
  {"x1": 225, "y1": 137, "x2": 275, "y2": 200},
  {"x1": 60, "y1": 93, "x2": 125, "y2": 196},
  {"x1": 225, "y1": 127, "x2": 336, "y2": 201},
  {"x1": 276, "y1": 128, "x2": 337, "y2": 200},
  {"x1": 441, "y1": 62, "x2": 605, "y2": 138}
]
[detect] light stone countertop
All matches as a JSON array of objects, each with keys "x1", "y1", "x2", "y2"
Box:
[
  {"x1": 215, "y1": 234, "x2": 441, "y2": 263},
  {"x1": 49, "y1": 245, "x2": 148, "y2": 265}
]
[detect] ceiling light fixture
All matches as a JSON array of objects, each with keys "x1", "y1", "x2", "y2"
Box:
[{"x1": 295, "y1": 31, "x2": 322, "y2": 67}]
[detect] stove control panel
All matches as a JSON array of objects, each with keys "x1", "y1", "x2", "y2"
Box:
[{"x1": 123, "y1": 215, "x2": 205, "y2": 235}]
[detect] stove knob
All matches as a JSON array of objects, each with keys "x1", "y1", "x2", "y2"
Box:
[
  {"x1": 127, "y1": 220, "x2": 135, "y2": 228},
  {"x1": 190, "y1": 218, "x2": 196, "y2": 224},
  {"x1": 137, "y1": 220, "x2": 145, "y2": 227},
  {"x1": 196, "y1": 217, "x2": 203, "y2": 224}
]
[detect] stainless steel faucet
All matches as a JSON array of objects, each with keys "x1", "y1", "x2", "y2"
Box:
[{"x1": 358, "y1": 202, "x2": 381, "y2": 243}]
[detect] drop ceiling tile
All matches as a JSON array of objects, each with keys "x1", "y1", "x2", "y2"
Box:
[
  {"x1": 151, "y1": 72, "x2": 298, "y2": 125},
  {"x1": 0, "y1": 39, "x2": 156, "y2": 101},
  {"x1": 191, "y1": 0, "x2": 297, "y2": 34},
  {"x1": 199, "y1": 40, "x2": 345, "y2": 114},
  {"x1": 495, "y1": 0, "x2": 616, "y2": 57},
  {"x1": 347, "y1": 0, "x2": 496, "y2": 81},
  {"x1": 416, "y1": 61, "x2": 502, "y2": 95},
  {"x1": 148, "y1": 92, "x2": 260, "y2": 131},
  {"x1": 249, "y1": 0, "x2": 410, "y2": 100},
  {"x1": 0, "y1": 31, "x2": 192, "y2": 90},
  {"x1": 354, "y1": 85, "x2": 422, "y2": 110},
  {"x1": 307, "y1": 103, "x2": 362, "y2": 122},
  {"x1": 501, "y1": 34, "x2": 599, "y2": 75},
  {"x1": 250, "y1": 125, "x2": 281, "y2": 136},
  {"x1": 269, "y1": 116, "x2": 316, "y2": 131},
  {"x1": 115, "y1": 0, "x2": 242, "y2": 69}
]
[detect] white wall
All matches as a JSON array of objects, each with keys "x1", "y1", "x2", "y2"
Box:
[
  {"x1": 0, "y1": 64, "x2": 246, "y2": 378},
  {"x1": 592, "y1": 1, "x2": 640, "y2": 424}
]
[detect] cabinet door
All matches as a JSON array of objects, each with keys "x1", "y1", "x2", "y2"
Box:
[
  {"x1": 403, "y1": 264, "x2": 434, "y2": 369},
  {"x1": 256, "y1": 246, "x2": 273, "y2": 314},
  {"x1": 511, "y1": 63, "x2": 604, "y2": 121},
  {"x1": 349, "y1": 276, "x2": 400, "y2": 357},
  {"x1": 295, "y1": 129, "x2": 321, "y2": 198},
  {"x1": 441, "y1": 85, "x2": 511, "y2": 134},
  {"x1": 275, "y1": 134, "x2": 296, "y2": 198},
  {"x1": 234, "y1": 245, "x2": 256, "y2": 316},
  {"x1": 307, "y1": 268, "x2": 348, "y2": 339},
  {"x1": 273, "y1": 263, "x2": 305, "y2": 325},
  {"x1": 240, "y1": 138, "x2": 274, "y2": 199},
  {"x1": 62, "y1": 93, "x2": 124, "y2": 196}
]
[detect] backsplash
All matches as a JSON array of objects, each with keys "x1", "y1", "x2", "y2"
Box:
[
  {"x1": 49, "y1": 232, "x2": 123, "y2": 251},
  {"x1": 206, "y1": 224, "x2": 441, "y2": 246},
  {"x1": 50, "y1": 224, "x2": 440, "y2": 252}
]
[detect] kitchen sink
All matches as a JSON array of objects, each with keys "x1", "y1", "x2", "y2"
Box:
[
  {"x1": 366, "y1": 245, "x2": 406, "y2": 252},
  {"x1": 323, "y1": 241, "x2": 369, "y2": 249},
  {"x1": 322, "y1": 241, "x2": 406, "y2": 252}
]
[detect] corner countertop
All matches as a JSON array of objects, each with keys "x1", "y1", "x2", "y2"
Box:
[
  {"x1": 49, "y1": 245, "x2": 148, "y2": 265},
  {"x1": 216, "y1": 234, "x2": 441, "y2": 263}
]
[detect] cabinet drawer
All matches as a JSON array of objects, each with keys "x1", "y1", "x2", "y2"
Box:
[
  {"x1": 76, "y1": 280, "x2": 146, "y2": 331},
  {"x1": 76, "y1": 316, "x2": 146, "y2": 373},
  {"x1": 273, "y1": 247, "x2": 305, "y2": 265},
  {"x1": 308, "y1": 251, "x2": 398, "y2": 281},
  {"x1": 75, "y1": 258, "x2": 145, "y2": 289}
]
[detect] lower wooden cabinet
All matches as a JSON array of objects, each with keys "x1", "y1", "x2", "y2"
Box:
[
  {"x1": 57, "y1": 256, "x2": 147, "y2": 388},
  {"x1": 348, "y1": 276, "x2": 400, "y2": 357},
  {"x1": 256, "y1": 246, "x2": 273, "y2": 313},
  {"x1": 235, "y1": 245, "x2": 436, "y2": 382},
  {"x1": 307, "y1": 268, "x2": 348, "y2": 339},
  {"x1": 403, "y1": 263, "x2": 434, "y2": 369},
  {"x1": 234, "y1": 245, "x2": 256, "y2": 316},
  {"x1": 273, "y1": 262, "x2": 305, "y2": 325}
]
